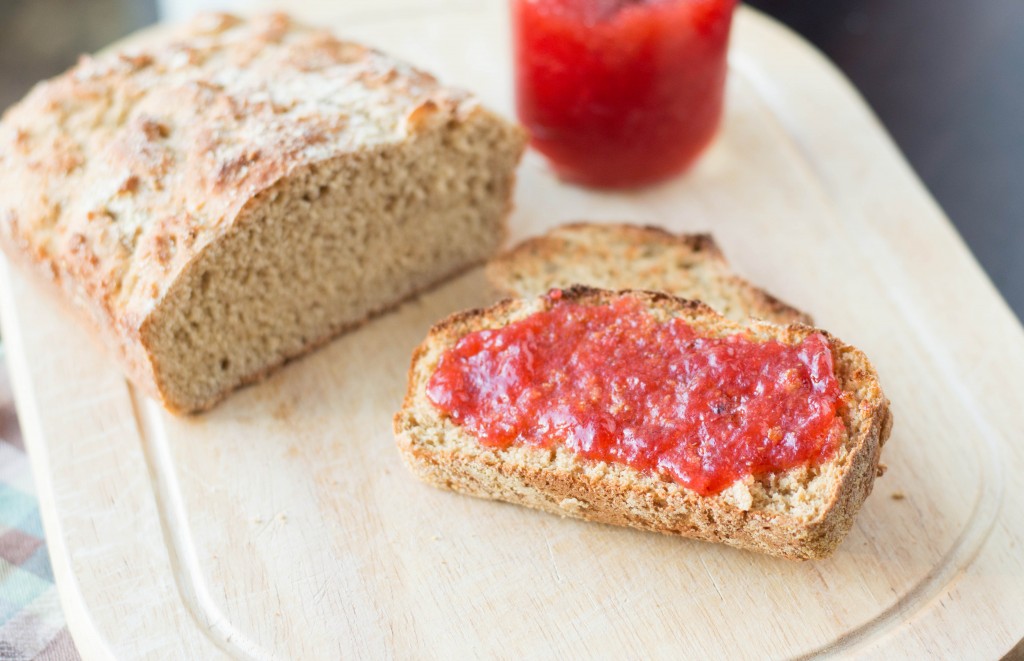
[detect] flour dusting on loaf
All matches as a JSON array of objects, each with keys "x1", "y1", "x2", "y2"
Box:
[{"x1": 0, "y1": 12, "x2": 526, "y2": 412}]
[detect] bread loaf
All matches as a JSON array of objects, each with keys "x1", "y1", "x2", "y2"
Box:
[
  {"x1": 487, "y1": 222, "x2": 811, "y2": 324},
  {"x1": 0, "y1": 12, "x2": 526, "y2": 412},
  {"x1": 395, "y1": 286, "x2": 892, "y2": 559}
]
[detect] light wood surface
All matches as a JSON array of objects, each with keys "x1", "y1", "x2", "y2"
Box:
[{"x1": 1, "y1": 3, "x2": 1022, "y2": 658}]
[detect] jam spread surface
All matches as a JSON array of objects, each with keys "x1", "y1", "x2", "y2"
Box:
[{"x1": 426, "y1": 294, "x2": 845, "y2": 495}]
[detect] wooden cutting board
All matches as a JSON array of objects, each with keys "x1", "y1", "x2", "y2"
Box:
[{"x1": 2, "y1": 2, "x2": 1022, "y2": 658}]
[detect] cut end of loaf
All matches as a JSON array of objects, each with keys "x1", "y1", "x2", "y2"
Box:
[
  {"x1": 395, "y1": 286, "x2": 891, "y2": 560},
  {"x1": 143, "y1": 108, "x2": 525, "y2": 412}
]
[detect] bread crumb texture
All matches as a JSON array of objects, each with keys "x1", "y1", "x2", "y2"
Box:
[
  {"x1": 395, "y1": 287, "x2": 892, "y2": 560},
  {"x1": 0, "y1": 12, "x2": 526, "y2": 412}
]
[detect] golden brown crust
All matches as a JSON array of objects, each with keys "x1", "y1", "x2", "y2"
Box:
[
  {"x1": 0, "y1": 12, "x2": 467, "y2": 325},
  {"x1": 486, "y1": 222, "x2": 812, "y2": 325},
  {"x1": 395, "y1": 286, "x2": 891, "y2": 560}
]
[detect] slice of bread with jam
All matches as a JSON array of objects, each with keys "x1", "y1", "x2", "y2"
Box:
[{"x1": 395, "y1": 286, "x2": 891, "y2": 560}]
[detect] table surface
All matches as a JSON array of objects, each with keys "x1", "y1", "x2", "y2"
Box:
[{"x1": 0, "y1": 355, "x2": 80, "y2": 660}]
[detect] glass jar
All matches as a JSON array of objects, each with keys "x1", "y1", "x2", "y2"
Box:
[{"x1": 512, "y1": 0, "x2": 737, "y2": 189}]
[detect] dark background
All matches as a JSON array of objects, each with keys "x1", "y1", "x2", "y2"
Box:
[{"x1": 1, "y1": 0, "x2": 1022, "y2": 320}]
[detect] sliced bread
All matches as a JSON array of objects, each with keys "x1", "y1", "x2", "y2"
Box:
[
  {"x1": 487, "y1": 222, "x2": 811, "y2": 325},
  {"x1": 395, "y1": 286, "x2": 891, "y2": 560},
  {"x1": 0, "y1": 13, "x2": 526, "y2": 412}
]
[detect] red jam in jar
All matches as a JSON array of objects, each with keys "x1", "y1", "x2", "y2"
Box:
[
  {"x1": 426, "y1": 295, "x2": 846, "y2": 496},
  {"x1": 512, "y1": 0, "x2": 737, "y2": 188}
]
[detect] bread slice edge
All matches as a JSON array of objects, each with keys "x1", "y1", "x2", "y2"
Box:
[{"x1": 486, "y1": 222, "x2": 813, "y2": 326}]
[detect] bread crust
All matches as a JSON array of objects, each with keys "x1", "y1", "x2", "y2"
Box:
[
  {"x1": 395, "y1": 286, "x2": 891, "y2": 560},
  {"x1": 486, "y1": 222, "x2": 812, "y2": 325}
]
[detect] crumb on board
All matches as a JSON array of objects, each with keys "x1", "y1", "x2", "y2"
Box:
[{"x1": 891, "y1": 491, "x2": 906, "y2": 500}]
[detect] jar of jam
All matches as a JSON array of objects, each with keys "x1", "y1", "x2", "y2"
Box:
[{"x1": 511, "y1": 0, "x2": 737, "y2": 189}]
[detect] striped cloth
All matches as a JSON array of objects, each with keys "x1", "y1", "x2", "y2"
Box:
[{"x1": 0, "y1": 367, "x2": 78, "y2": 660}]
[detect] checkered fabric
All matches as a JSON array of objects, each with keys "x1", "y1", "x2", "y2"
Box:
[{"x1": 0, "y1": 381, "x2": 78, "y2": 660}]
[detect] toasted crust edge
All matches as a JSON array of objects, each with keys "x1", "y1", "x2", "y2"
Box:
[
  {"x1": 394, "y1": 285, "x2": 891, "y2": 560},
  {"x1": 486, "y1": 222, "x2": 813, "y2": 326}
]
